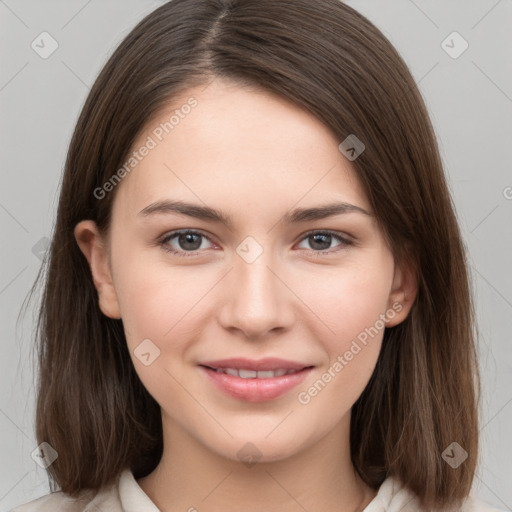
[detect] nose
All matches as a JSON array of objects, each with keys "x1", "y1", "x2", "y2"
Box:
[{"x1": 217, "y1": 250, "x2": 296, "y2": 340}]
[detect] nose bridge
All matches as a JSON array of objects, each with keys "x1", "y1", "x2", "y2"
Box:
[{"x1": 218, "y1": 237, "x2": 294, "y2": 337}]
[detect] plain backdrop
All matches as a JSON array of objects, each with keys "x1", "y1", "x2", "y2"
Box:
[{"x1": 0, "y1": 0, "x2": 511, "y2": 510}]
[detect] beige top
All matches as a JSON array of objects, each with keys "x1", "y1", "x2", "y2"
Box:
[{"x1": 9, "y1": 470, "x2": 505, "y2": 512}]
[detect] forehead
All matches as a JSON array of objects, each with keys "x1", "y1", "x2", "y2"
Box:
[{"x1": 111, "y1": 78, "x2": 369, "y2": 219}]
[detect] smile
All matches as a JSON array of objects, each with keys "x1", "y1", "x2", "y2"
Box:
[
  {"x1": 207, "y1": 367, "x2": 303, "y2": 378},
  {"x1": 199, "y1": 365, "x2": 314, "y2": 402}
]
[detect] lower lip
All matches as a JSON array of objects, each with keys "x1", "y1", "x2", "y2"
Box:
[{"x1": 199, "y1": 366, "x2": 313, "y2": 402}]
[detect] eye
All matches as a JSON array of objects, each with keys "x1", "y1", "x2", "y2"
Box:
[
  {"x1": 295, "y1": 230, "x2": 353, "y2": 255},
  {"x1": 159, "y1": 229, "x2": 215, "y2": 257}
]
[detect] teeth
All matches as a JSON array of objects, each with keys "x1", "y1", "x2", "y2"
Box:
[
  {"x1": 214, "y1": 368, "x2": 301, "y2": 378},
  {"x1": 257, "y1": 370, "x2": 276, "y2": 378},
  {"x1": 239, "y1": 369, "x2": 258, "y2": 378}
]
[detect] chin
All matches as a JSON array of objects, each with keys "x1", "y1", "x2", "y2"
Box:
[{"x1": 205, "y1": 432, "x2": 309, "y2": 467}]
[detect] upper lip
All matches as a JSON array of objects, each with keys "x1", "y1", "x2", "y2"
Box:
[{"x1": 199, "y1": 357, "x2": 313, "y2": 371}]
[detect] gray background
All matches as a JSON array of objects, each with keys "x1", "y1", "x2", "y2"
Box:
[{"x1": 1, "y1": 0, "x2": 511, "y2": 510}]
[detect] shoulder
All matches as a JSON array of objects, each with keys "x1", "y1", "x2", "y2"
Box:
[
  {"x1": 461, "y1": 495, "x2": 507, "y2": 512},
  {"x1": 8, "y1": 477, "x2": 123, "y2": 512},
  {"x1": 368, "y1": 476, "x2": 507, "y2": 512}
]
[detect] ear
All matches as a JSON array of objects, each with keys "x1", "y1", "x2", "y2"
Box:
[
  {"x1": 74, "y1": 220, "x2": 122, "y2": 319},
  {"x1": 385, "y1": 258, "x2": 417, "y2": 328}
]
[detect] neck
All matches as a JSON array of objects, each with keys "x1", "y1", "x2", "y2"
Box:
[{"x1": 137, "y1": 412, "x2": 377, "y2": 512}]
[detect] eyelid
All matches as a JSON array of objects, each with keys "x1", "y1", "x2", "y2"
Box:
[{"x1": 299, "y1": 228, "x2": 354, "y2": 244}]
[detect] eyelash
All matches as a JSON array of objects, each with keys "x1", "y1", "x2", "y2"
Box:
[{"x1": 158, "y1": 229, "x2": 354, "y2": 258}]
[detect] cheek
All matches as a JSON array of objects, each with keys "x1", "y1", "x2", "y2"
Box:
[
  {"x1": 112, "y1": 259, "x2": 207, "y2": 407},
  {"x1": 300, "y1": 257, "x2": 393, "y2": 345},
  {"x1": 292, "y1": 257, "x2": 392, "y2": 407},
  {"x1": 112, "y1": 251, "x2": 205, "y2": 353}
]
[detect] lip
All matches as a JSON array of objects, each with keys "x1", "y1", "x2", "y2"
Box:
[
  {"x1": 198, "y1": 363, "x2": 314, "y2": 402},
  {"x1": 199, "y1": 357, "x2": 310, "y2": 371}
]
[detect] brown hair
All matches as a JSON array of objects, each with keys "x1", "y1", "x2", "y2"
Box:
[{"x1": 26, "y1": 0, "x2": 480, "y2": 509}]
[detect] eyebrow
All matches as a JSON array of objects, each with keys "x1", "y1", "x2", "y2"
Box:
[{"x1": 138, "y1": 199, "x2": 372, "y2": 228}]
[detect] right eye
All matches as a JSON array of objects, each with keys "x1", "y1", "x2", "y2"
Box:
[{"x1": 159, "y1": 229, "x2": 215, "y2": 257}]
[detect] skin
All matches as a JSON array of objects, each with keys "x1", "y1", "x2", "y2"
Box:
[{"x1": 75, "y1": 78, "x2": 417, "y2": 512}]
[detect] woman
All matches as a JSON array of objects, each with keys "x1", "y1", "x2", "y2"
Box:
[{"x1": 12, "y1": 0, "x2": 503, "y2": 511}]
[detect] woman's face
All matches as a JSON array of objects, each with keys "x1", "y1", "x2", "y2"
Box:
[{"x1": 77, "y1": 78, "x2": 415, "y2": 463}]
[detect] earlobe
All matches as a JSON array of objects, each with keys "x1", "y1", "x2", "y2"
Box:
[
  {"x1": 74, "y1": 220, "x2": 122, "y2": 319},
  {"x1": 385, "y1": 259, "x2": 417, "y2": 327}
]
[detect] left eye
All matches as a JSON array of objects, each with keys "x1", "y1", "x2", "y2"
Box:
[
  {"x1": 159, "y1": 229, "x2": 352, "y2": 257},
  {"x1": 296, "y1": 231, "x2": 351, "y2": 252}
]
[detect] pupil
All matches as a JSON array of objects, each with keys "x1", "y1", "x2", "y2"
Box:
[
  {"x1": 310, "y1": 234, "x2": 331, "y2": 250},
  {"x1": 180, "y1": 233, "x2": 201, "y2": 251}
]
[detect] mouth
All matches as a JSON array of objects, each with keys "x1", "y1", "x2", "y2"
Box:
[
  {"x1": 198, "y1": 363, "x2": 314, "y2": 402},
  {"x1": 199, "y1": 365, "x2": 313, "y2": 379}
]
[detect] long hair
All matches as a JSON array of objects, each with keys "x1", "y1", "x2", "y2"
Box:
[{"x1": 26, "y1": 1, "x2": 480, "y2": 509}]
